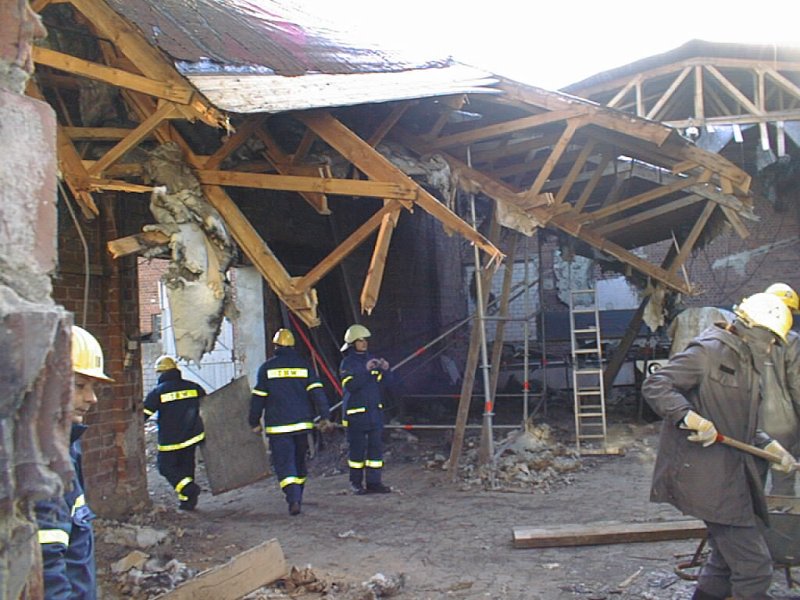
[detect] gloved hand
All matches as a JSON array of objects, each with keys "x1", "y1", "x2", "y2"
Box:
[
  {"x1": 366, "y1": 358, "x2": 380, "y2": 370},
  {"x1": 317, "y1": 419, "x2": 336, "y2": 434},
  {"x1": 680, "y1": 410, "x2": 718, "y2": 447},
  {"x1": 765, "y1": 440, "x2": 797, "y2": 473},
  {"x1": 378, "y1": 358, "x2": 390, "y2": 370},
  {"x1": 251, "y1": 425, "x2": 262, "y2": 434}
]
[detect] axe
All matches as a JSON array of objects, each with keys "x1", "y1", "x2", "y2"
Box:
[{"x1": 715, "y1": 433, "x2": 800, "y2": 471}]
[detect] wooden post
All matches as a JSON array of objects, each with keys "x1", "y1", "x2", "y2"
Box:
[{"x1": 449, "y1": 213, "x2": 500, "y2": 479}]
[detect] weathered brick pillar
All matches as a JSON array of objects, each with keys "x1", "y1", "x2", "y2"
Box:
[
  {"x1": 0, "y1": 2, "x2": 68, "y2": 597},
  {"x1": 53, "y1": 195, "x2": 151, "y2": 518}
]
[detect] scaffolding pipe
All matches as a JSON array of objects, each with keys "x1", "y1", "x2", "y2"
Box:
[{"x1": 468, "y1": 148, "x2": 495, "y2": 464}]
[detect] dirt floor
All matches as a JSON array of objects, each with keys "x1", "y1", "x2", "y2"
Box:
[{"x1": 95, "y1": 403, "x2": 800, "y2": 600}]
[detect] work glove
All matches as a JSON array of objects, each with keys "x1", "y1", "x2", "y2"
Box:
[
  {"x1": 680, "y1": 410, "x2": 718, "y2": 447},
  {"x1": 251, "y1": 425, "x2": 262, "y2": 434},
  {"x1": 317, "y1": 419, "x2": 336, "y2": 434},
  {"x1": 765, "y1": 440, "x2": 797, "y2": 473},
  {"x1": 378, "y1": 358, "x2": 390, "y2": 370}
]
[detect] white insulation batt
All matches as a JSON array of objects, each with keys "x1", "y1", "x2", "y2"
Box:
[{"x1": 142, "y1": 143, "x2": 237, "y2": 363}]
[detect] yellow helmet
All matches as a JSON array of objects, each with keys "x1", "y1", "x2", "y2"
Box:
[
  {"x1": 343, "y1": 324, "x2": 371, "y2": 344},
  {"x1": 765, "y1": 283, "x2": 800, "y2": 312},
  {"x1": 734, "y1": 292, "x2": 793, "y2": 342},
  {"x1": 71, "y1": 326, "x2": 113, "y2": 382},
  {"x1": 155, "y1": 355, "x2": 178, "y2": 372},
  {"x1": 272, "y1": 328, "x2": 295, "y2": 347}
]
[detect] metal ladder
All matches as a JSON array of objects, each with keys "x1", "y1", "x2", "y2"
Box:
[{"x1": 569, "y1": 289, "x2": 608, "y2": 453}]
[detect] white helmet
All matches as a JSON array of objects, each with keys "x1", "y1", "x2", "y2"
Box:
[
  {"x1": 734, "y1": 293, "x2": 793, "y2": 342},
  {"x1": 341, "y1": 324, "x2": 371, "y2": 351}
]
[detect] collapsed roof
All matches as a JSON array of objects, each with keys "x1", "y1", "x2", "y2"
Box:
[{"x1": 32, "y1": 0, "x2": 755, "y2": 333}]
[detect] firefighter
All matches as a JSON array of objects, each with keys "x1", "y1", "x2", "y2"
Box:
[
  {"x1": 35, "y1": 325, "x2": 113, "y2": 599},
  {"x1": 761, "y1": 282, "x2": 800, "y2": 495},
  {"x1": 644, "y1": 293, "x2": 795, "y2": 600},
  {"x1": 339, "y1": 324, "x2": 394, "y2": 495},
  {"x1": 249, "y1": 328, "x2": 332, "y2": 515},
  {"x1": 143, "y1": 355, "x2": 205, "y2": 510}
]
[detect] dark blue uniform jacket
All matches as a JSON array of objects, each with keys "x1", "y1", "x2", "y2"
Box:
[
  {"x1": 249, "y1": 347, "x2": 330, "y2": 434},
  {"x1": 35, "y1": 424, "x2": 96, "y2": 600},
  {"x1": 339, "y1": 350, "x2": 395, "y2": 431},
  {"x1": 143, "y1": 369, "x2": 205, "y2": 451}
]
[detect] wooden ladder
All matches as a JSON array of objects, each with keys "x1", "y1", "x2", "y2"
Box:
[{"x1": 569, "y1": 289, "x2": 608, "y2": 453}]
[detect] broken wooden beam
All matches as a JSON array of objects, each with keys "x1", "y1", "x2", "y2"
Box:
[
  {"x1": 107, "y1": 231, "x2": 170, "y2": 259},
  {"x1": 154, "y1": 539, "x2": 286, "y2": 600},
  {"x1": 512, "y1": 519, "x2": 706, "y2": 549}
]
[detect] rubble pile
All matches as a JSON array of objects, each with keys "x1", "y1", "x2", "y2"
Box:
[
  {"x1": 245, "y1": 567, "x2": 405, "y2": 599},
  {"x1": 456, "y1": 424, "x2": 582, "y2": 492}
]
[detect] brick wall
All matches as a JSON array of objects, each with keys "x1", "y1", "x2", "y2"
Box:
[
  {"x1": 53, "y1": 194, "x2": 149, "y2": 518},
  {"x1": 137, "y1": 257, "x2": 168, "y2": 336}
]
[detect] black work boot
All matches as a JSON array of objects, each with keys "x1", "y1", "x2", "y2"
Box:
[
  {"x1": 289, "y1": 501, "x2": 301, "y2": 516},
  {"x1": 691, "y1": 588, "x2": 725, "y2": 600},
  {"x1": 350, "y1": 483, "x2": 367, "y2": 495},
  {"x1": 179, "y1": 483, "x2": 200, "y2": 510},
  {"x1": 366, "y1": 482, "x2": 392, "y2": 494}
]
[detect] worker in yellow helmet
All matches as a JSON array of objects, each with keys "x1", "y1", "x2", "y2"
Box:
[
  {"x1": 36, "y1": 325, "x2": 113, "y2": 599},
  {"x1": 643, "y1": 293, "x2": 794, "y2": 600},
  {"x1": 249, "y1": 328, "x2": 332, "y2": 515},
  {"x1": 144, "y1": 355, "x2": 206, "y2": 510},
  {"x1": 760, "y1": 283, "x2": 800, "y2": 497}
]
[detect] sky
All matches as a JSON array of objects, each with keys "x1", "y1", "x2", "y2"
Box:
[{"x1": 305, "y1": 0, "x2": 800, "y2": 90}]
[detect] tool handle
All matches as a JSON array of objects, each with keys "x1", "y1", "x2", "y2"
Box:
[{"x1": 716, "y1": 433, "x2": 800, "y2": 471}]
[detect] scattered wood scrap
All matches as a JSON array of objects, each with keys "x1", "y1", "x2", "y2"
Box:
[
  {"x1": 154, "y1": 538, "x2": 286, "y2": 599},
  {"x1": 512, "y1": 519, "x2": 706, "y2": 549}
]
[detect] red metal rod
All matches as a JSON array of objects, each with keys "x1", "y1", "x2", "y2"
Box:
[{"x1": 287, "y1": 312, "x2": 342, "y2": 396}]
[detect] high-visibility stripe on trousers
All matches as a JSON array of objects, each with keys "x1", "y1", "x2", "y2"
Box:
[
  {"x1": 268, "y1": 433, "x2": 309, "y2": 506},
  {"x1": 347, "y1": 427, "x2": 384, "y2": 488}
]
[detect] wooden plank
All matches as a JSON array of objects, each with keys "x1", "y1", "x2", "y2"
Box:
[
  {"x1": 64, "y1": 126, "x2": 154, "y2": 141},
  {"x1": 425, "y1": 109, "x2": 582, "y2": 151},
  {"x1": 203, "y1": 117, "x2": 264, "y2": 170},
  {"x1": 554, "y1": 140, "x2": 595, "y2": 205},
  {"x1": 705, "y1": 65, "x2": 763, "y2": 116},
  {"x1": 195, "y1": 169, "x2": 418, "y2": 201},
  {"x1": 575, "y1": 175, "x2": 701, "y2": 225},
  {"x1": 594, "y1": 194, "x2": 704, "y2": 236},
  {"x1": 666, "y1": 200, "x2": 716, "y2": 278},
  {"x1": 299, "y1": 112, "x2": 503, "y2": 263},
  {"x1": 764, "y1": 67, "x2": 800, "y2": 104},
  {"x1": 574, "y1": 151, "x2": 612, "y2": 212},
  {"x1": 253, "y1": 127, "x2": 329, "y2": 214},
  {"x1": 87, "y1": 101, "x2": 178, "y2": 176},
  {"x1": 606, "y1": 77, "x2": 637, "y2": 108},
  {"x1": 107, "y1": 231, "x2": 170, "y2": 259},
  {"x1": 360, "y1": 206, "x2": 401, "y2": 314},
  {"x1": 367, "y1": 101, "x2": 413, "y2": 146},
  {"x1": 524, "y1": 117, "x2": 584, "y2": 200},
  {"x1": 88, "y1": 179, "x2": 154, "y2": 193},
  {"x1": 32, "y1": 46, "x2": 193, "y2": 104},
  {"x1": 155, "y1": 539, "x2": 286, "y2": 600},
  {"x1": 647, "y1": 67, "x2": 692, "y2": 120},
  {"x1": 295, "y1": 202, "x2": 399, "y2": 290},
  {"x1": 512, "y1": 519, "x2": 706, "y2": 549}
]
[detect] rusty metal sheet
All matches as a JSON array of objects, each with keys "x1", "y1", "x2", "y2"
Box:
[{"x1": 199, "y1": 376, "x2": 270, "y2": 494}]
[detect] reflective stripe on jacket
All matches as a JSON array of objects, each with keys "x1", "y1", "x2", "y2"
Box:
[
  {"x1": 339, "y1": 350, "x2": 393, "y2": 430},
  {"x1": 35, "y1": 424, "x2": 97, "y2": 599},
  {"x1": 248, "y1": 347, "x2": 330, "y2": 434},
  {"x1": 143, "y1": 369, "x2": 206, "y2": 451}
]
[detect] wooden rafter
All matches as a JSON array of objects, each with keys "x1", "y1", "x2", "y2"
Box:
[
  {"x1": 195, "y1": 170, "x2": 419, "y2": 201},
  {"x1": 555, "y1": 140, "x2": 596, "y2": 204},
  {"x1": 593, "y1": 194, "x2": 704, "y2": 236},
  {"x1": 32, "y1": 46, "x2": 193, "y2": 104},
  {"x1": 524, "y1": 117, "x2": 585, "y2": 201},
  {"x1": 297, "y1": 111, "x2": 503, "y2": 264},
  {"x1": 360, "y1": 206, "x2": 401, "y2": 315},
  {"x1": 666, "y1": 200, "x2": 717, "y2": 278},
  {"x1": 203, "y1": 117, "x2": 264, "y2": 170}
]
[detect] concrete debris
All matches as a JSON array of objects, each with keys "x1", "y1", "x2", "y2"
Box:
[
  {"x1": 102, "y1": 524, "x2": 168, "y2": 549},
  {"x1": 111, "y1": 550, "x2": 150, "y2": 574},
  {"x1": 362, "y1": 572, "x2": 405, "y2": 598},
  {"x1": 455, "y1": 425, "x2": 582, "y2": 492},
  {"x1": 119, "y1": 556, "x2": 196, "y2": 599},
  {"x1": 245, "y1": 567, "x2": 405, "y2": 600},
  {"x1": 142, "y1": 142, "x2": 238, "y2": 363}
]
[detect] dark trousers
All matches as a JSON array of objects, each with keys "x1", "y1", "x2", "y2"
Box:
[
  {"x1": 157, "y1": 445, "x2": 197, "y2": 501},
  {"x1": 697, "y1": 520, "x2": 773, "y2": 600},
  {"x1": 269, "y1": 433, "x2": 309, "y2": 505},
  {"x1": 347, "y1": 427, "x2": 384, "y2": 487}
]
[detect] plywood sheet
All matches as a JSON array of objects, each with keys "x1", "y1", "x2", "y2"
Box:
[{"x1": 199, "y1": 376, "x2": 270, "y2": 494}]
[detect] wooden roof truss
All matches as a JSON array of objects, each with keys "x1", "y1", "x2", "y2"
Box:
[
  {"x1": 568, "y1": 56, "x2": 800, "y2": 153},
  {"x1": 31, "y1": 1, "x2": 755, "y2": 326}
]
